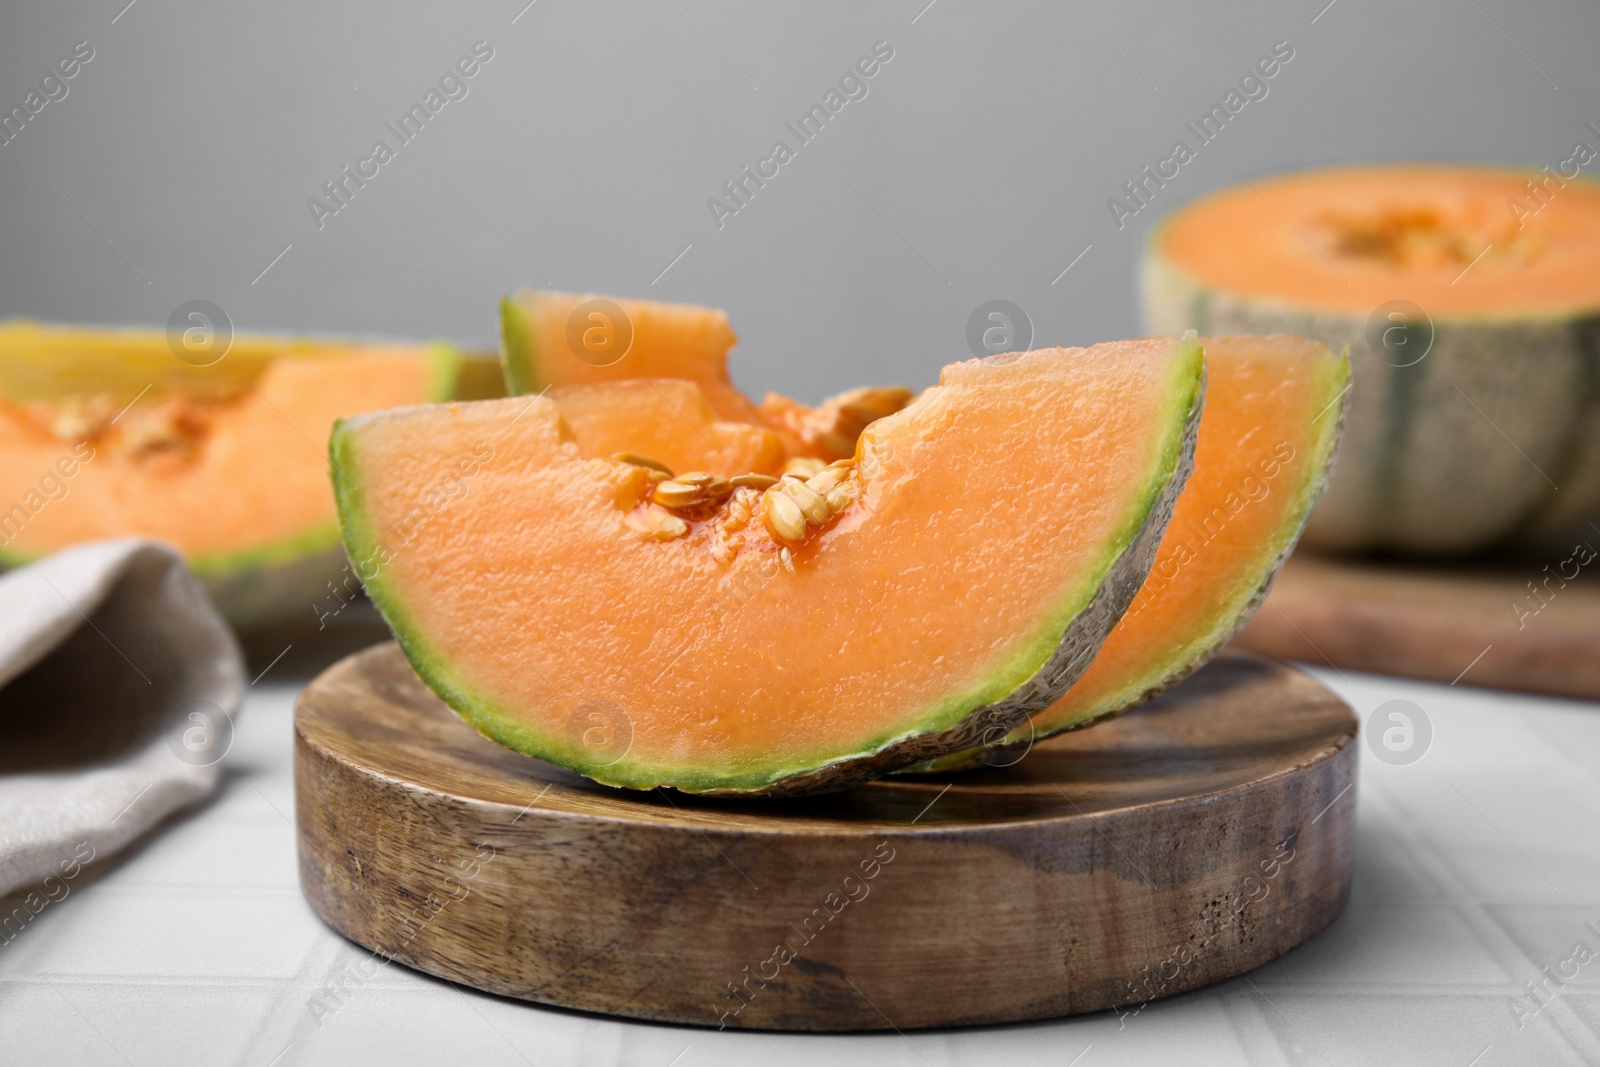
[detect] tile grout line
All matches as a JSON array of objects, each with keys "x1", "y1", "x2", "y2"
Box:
[{"x1": 1364, "y1": 778, "x2": 1600, "y2": 1060}]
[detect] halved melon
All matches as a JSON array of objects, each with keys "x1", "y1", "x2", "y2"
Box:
[
  {"x1": 500, "y1": 290, "x2": 768, "y2": 427},
  {"x1": 1144, "y1": 164, "x2": 1600, "y2": 555},
  {"x1": 926, "y1": 335, "x2": 1348, "y2": 768},
  {"x1": 548, "y1": 379, "x2": 786, "y2": 478},
  {"x1": 333, "y1": 338, "x2": 1206, "y2": 795},
  {"x1": 0, "y1": 321, "x2": 492, "y2": 631}
]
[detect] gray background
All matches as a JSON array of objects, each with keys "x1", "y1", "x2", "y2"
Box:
[{"x1": 0, "y1": 0, "x2": 1594, "y2": 402}]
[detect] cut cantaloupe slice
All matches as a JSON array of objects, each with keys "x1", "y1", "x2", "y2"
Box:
[
  {"x1": 500, "y1": 290, "x2": 768, "y2": 427},
  {"x1": 952, "y1": 335, "x2": 1348, "y2": 761},
  {"x1": 548, "y1": 379, "x2": 786, "y2": 478},
  {"x1": 0, "y1": 320, "x2": 486, "y2": 630},
  {"x1": 333, "y1": 338, "x2": 1206, "y2": 795}
]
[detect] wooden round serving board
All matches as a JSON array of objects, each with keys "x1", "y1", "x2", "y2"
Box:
[{"x1": 294, "y1": 643, "x2": 1357, "y2": 1031}]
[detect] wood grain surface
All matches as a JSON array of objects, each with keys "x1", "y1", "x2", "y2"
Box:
[
  {"x1": 294, "y1": 643, "x2": 1357, "y2": 1031},
  {"x1": 1232, "y1": 550, "x2": 1600, "y2": 699}
]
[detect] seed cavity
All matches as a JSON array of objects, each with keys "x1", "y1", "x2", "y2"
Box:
[
  {"x1": 617, "y1": 448, "x2": 869, "y2": 550},
  {"x1": 121, "y1": 410, "x2": 206, "y2": 461},
  {"x1": 1318, "y1": 208, "x2": 1519, "y2": 268},
  {"x1": 757, "y1": 460, "x2": 867, "y2": 549},
  {"x1": 23, "y1": 392, "x2": 219, "y2": 466},
  {"x1": 810, "y1": 386, "x2": 914, "y2": 460}
]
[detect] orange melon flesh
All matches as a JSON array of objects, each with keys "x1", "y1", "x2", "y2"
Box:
[
  {"x1": 500, "y1": 290, "x2": 767, "y2": 426},
  {"x1": 334, "y1": 338, "x2": 1205, "y2": 794},
  {"x1": 1157, "y1": 165, "x2": 1600, "y2": 315},
  {"x1": 998, "y1": 335, "x2": 1348, "y2": 747},
  {"x1": 548, "y1": 379, "x2": 786, "y2": 478},
  {"x1": 0, "y1": 324, "x2": 451, "y2": 572}
]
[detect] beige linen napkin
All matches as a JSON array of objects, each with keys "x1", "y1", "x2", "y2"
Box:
[{"x1": 0, "y1": 539, "x2": 244, "y2": 896}]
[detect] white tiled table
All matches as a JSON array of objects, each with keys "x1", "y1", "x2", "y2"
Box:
[{"x1": 5, "y1": 656, "x2": 1600, "y2": 1066}]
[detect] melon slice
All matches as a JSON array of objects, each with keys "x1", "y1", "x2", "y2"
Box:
[
  {"x1": 500, "y1": 290, "x2": 766, "y2": 426},
  {"x1": 0, "y1": 321, "x2": 488, "y2": 631},
  {"x1": 1144, "y1": 164, "x2": 1600, "y2": 555},
  {"x1": 548, "y1": 379, "x2": 786, "y2": 478},
  {"x1": 333, "y1": 338, "x2": 1206, "y2": 795},
  {"x1": 926, "y1": 335, "x2": 1348, "y2": 768}
]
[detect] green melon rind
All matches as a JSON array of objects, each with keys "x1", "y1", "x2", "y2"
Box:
[
  {"x1": 333, "y1": 339, "x2": 1207, "y2": 796},
  {"x1": 499, "y1": 293, "x2": 543, "y2": 396},
  {"x1": 1143, "y1": 225, "x2": 1600, "y2": 557},
  {"x1": 1511, "y1": 315, "x2": 1600, "y2": 552},
  {"x1": 0, "y1": 340, "x2": 472, "y2": 633}
]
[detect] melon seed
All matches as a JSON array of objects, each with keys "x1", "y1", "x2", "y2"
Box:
[
  {"x1": 611, "y1": 452, "x2": 674, "y2": 477},
  {"x1": 804, "y1": 467, "x2": 848, "y2": 495},
  {"x1": 729, "y1": 473, "x2": 779, "y2": 490},
  {"x1": 763, "y1": 488, "x2": 808, "y2": 542},
  {"x1": 780, "y1": 476, "x2": 832, "y2": 526},
  {"x1": 653, "y1": 473, "x2": 734, "y2": 512},
  {"x1": 823, "y1": 479, "x2": 859, "y2": 513}
]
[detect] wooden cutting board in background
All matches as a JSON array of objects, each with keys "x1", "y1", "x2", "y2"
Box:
[{"x1": 1232, "y1": 551, "x2": 1600, "y2": 700}]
